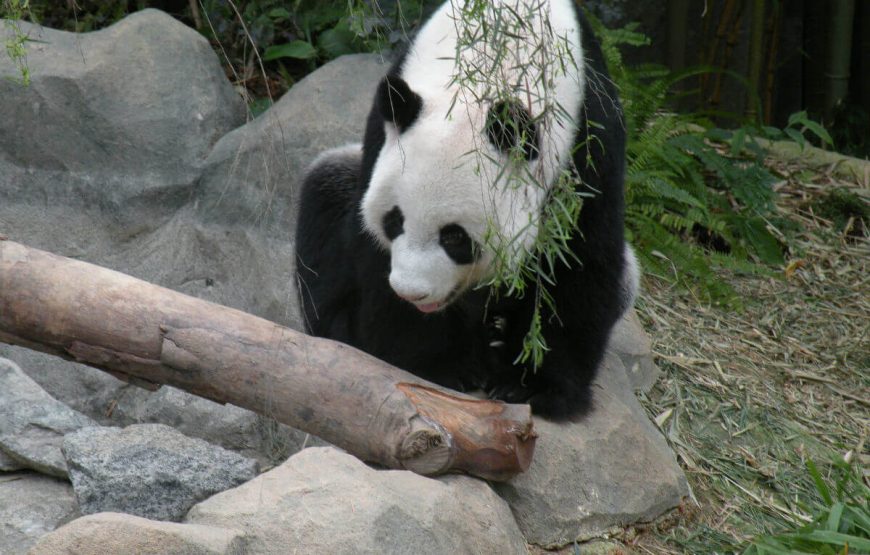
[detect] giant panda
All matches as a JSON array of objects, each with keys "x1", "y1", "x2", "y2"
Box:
[{"x1": 295, "y1": 0, "x2": 639, "y2": 420}]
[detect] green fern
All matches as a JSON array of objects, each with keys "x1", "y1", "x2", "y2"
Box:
[{"x1": 590, "y1": 14, "x2": 788, "y2": 306}]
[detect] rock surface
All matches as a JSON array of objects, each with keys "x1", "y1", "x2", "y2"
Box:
[
  {"x1": 608, "y1": 309, "x2": 661, "y2": 394},
  {"x1": 63, "y1": 424, "x2": 259, "y2": 521},
  {"x1": 197, "y1": 52, "x2": 386, "y2": 232},
  {"x1": 0, "y1": 471, "x2": 79, "y2": 555},
  {"x1": 494, "y1": 352, "x2": 688, "y2": 547},
  {"x1": 0, "y1": 358, "x2": 96, "y2": 477},
  {"x1": 0, "y1": 15, "x2": 378, "y2": 465},
  {"x1": 186, "y1": 446, "x2": 529, "y2": 554},
  {"x1": 113, "y1": 384, "x2": 328, "y2": 467},
  {"x1": 29, "y1": 513, "x2": 245, "y2": 555}
]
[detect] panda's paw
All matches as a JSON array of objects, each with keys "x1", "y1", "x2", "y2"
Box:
[
  {"x1": 487, "y1": 382, "x2": 534, "y2": 405},
  {"x1": 488, "y1": 382, "x2": 591, "y2": 422},
  {"x1": 527, "y1": 391, "x2": 588, "y2": 422}
]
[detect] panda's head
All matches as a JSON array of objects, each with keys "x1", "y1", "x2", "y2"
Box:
[{"x1": 361, "y1": 3, "x2": 584, "y2": 313}]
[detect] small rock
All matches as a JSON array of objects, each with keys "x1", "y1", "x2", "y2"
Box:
[
  {"x1": 0, "y1": 358, "x2": 97, "y2": 477},
  {"x1": 0, "y1": 471, "x2": 79, "y2": 555},
  {"x1": 62, "y1": 424, "x2": 259, "y2": 521},
  {"x1": 114, "y1": 384, "x2": 328, "y2": 468},
  {"x1": 493, "y1": 353, "x2": 688, "y2": 548},
  {"x1": 608, "y1": 309, "x2": 661, "y2": 394},
  {"x1": 29, "y1": 512, "x2": 245, "y2": 555},
  {"x1": 186, "y1": 446, "x2": 528, "y2": 554}
]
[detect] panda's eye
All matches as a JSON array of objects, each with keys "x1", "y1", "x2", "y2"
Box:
[
  {"x1": 382, "y1": 206, "x2": 404, "y2": 241},
  {"x1": 439, "y1": 224, "x2": 477, "y2": 265},
  {"x1": 440, "y1": 226, "x2": 468, "y2": 247},
  {"x1": 485, "y1": 100, "x2": 539, "y2": 161}
]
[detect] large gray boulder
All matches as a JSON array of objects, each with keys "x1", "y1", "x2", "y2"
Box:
[
  {"x1": 0, "y1": 358, "x2": 96, "y2": 477},
  {"x1": 186, "y1": 447, "x2": 529, "y2": 554},
  {"x1": 494, "y1": 353, "x2": 688, "y2": 547},
  {"x1": 0, "y1": 472, "x2": 79, "y2": 555},
  {"x1": 0, "y1": 9, "x2": 244, "y2": 232},
  {"x1": 63, "y1": 424, "x2": 259, "y2": 521}
]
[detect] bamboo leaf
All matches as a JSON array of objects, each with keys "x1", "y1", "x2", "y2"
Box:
[{"x1": 263, "y1": 40, "x2": 318, "y2": 61}]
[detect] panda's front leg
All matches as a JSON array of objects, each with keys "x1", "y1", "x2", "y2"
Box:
[{"x1": 486, "y1": 324, "x2": 610, "y2": 421}]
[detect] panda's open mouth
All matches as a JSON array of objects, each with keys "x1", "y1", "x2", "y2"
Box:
[
  {"x1": 411, "y1": 286, "x2": 463, "y2": 314},
  {"x1": 414, "y1": 302, "x2": 445, "y2": 313}
]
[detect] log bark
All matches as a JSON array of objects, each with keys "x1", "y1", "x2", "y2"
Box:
[{"x1": 0, "y1": 239, "x2": 536, "y2": 481}]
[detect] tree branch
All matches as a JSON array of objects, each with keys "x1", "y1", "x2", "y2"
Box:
[{"x1": 0, "y1": 239, "x2": 536, "y2": 481}]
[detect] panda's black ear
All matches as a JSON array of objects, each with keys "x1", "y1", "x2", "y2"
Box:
[
  {"x1": 377, "y1": 75, "x2": 423, "y2": 133},
  {"x1": 485, "y1": 100, "x2": 540, "y2": 160}
]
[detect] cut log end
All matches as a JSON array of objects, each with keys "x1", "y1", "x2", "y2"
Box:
[
  {"x1": 397, "y1": 383, "x2": 537, "y2": 481},
  {"x1": 398, "y1": 416, "x2": 454, "y2": 475}
]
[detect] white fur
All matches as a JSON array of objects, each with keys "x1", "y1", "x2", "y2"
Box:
[
  {"x1": 362, "y1": 0, "x2": 586, "y2": 306},
  {"x1": 621, "y1": 244, "x2": 640, "y2": 312},
  {"x1": 308, "y1": 143, "x2": 361, "y2": 171}
]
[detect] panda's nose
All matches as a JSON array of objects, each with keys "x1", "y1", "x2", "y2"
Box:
[{"x1": 388, "y1": 274, "x2": 429, "y2": 303}]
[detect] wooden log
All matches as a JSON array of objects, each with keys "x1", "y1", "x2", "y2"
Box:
[{"x1": 0, "y1": 239, "x2": 536, "y2": 481}]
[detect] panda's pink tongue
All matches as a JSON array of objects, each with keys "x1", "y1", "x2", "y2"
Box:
[{"x1": 416, "y1": 302, "x2": 442, "y2": 314}]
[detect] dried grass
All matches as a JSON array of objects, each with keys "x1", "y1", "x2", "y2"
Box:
[{"x1": 628, "y1": 154, "x2": 869, "y2": 554}]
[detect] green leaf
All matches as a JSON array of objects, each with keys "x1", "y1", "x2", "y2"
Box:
[
  {"x1": 730, "y1": 127, "x2": 747, "y2": 156},
  {"x1": 826, "y1": 502, "x2": 845, "y2": 531},
  {"x1": 268, "y1": 8, "x2": 291, "y2": 21},
  {"x1": 807, "y1": 459, "x2": 833, "y2": 506},
  {"x1": 798, "y1": 530, "x2": 870, "y2": 551},
  {"x1": 263, "y1": 40, "x2": 318, "y2": 61},
  {"x1": 784, "y1": 127, "x2": 806, "y2": 149},
  {"x1": 317, "y1": 21, "x2": 357, "y2": 58},
  {"x1": 787, "y1": 110, "x2": 807, "y2": 126},
  {"x1": 800, "y1": 120, "x2": 833, "y2": 146}
]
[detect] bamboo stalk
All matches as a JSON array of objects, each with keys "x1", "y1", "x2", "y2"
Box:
[
  {"x1": 824, "y1": 0, "x2": 855, "y2": 121},
  {"x1": 745, "y1": 0, "x2": 766, "y2": 121}
]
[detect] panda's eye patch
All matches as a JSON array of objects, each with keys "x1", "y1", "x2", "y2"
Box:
[
  {"x1": 439, "y1": 224, "x2": 477, "y2": 265},
  {"x1": 382, "y1": 206, "x2": 404, "y2": 241},
  {"x1": 485, "y1": 100, "x2": 539, "y2": 161}
]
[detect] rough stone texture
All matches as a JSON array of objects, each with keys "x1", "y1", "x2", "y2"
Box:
[
  {"x1": 197, "y1": 52, "x2": 386, "y2": 232},
  {"x1": 494, "y1": 352, "x2": 689, "y2": 548},
  {"x1": 608, "y1": 309, "x2": 662, "y2": 394},
  {"x1": 0, "y1": 450, "x2": 21, "y2": 471},
  {"x1": 0, "y1": 13, "x2": 373, "y2": 462},
  {"x1": 113, "y1": 385, "x2": 329, "y2": 467},
  {"x1": 62, "y1": 424, "x2": 259, "y2": 521},
  {"x1": 0, "y1": 471, "x2": 79, "y2": 555},
  {"x1": 0, "y1": 358, "x2": 96, "y2": 477},
  {"x1": 187, "y1": 447, "x2": 529, "y2": 554},
  {"x1": 29, "y1": 512, "x2": 245, "y2": 555},
  {"x1": 0, "y1": 345, "x2": 127, "y2": 428}
]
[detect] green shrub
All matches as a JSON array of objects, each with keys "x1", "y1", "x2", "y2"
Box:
[{"x1": 590, "y1": 15, "x2": 797, "y2": 307}]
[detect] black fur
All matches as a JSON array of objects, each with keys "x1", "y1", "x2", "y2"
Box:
[
  {"x1": 382, "y1": 206, "x2": 404, "y2": 241},
  {"x1": 377, "y1": 74, "x2": 423, "y2": 132},
  {"x1": 439, "y1": 224, "x2": 478, "y2": 265},
  {"x1": 296, "y1": 8, "x2": 628, "y2": 420},
  {"x1": 485, "y1": 100, "x2": 540, "y2": 160}
]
